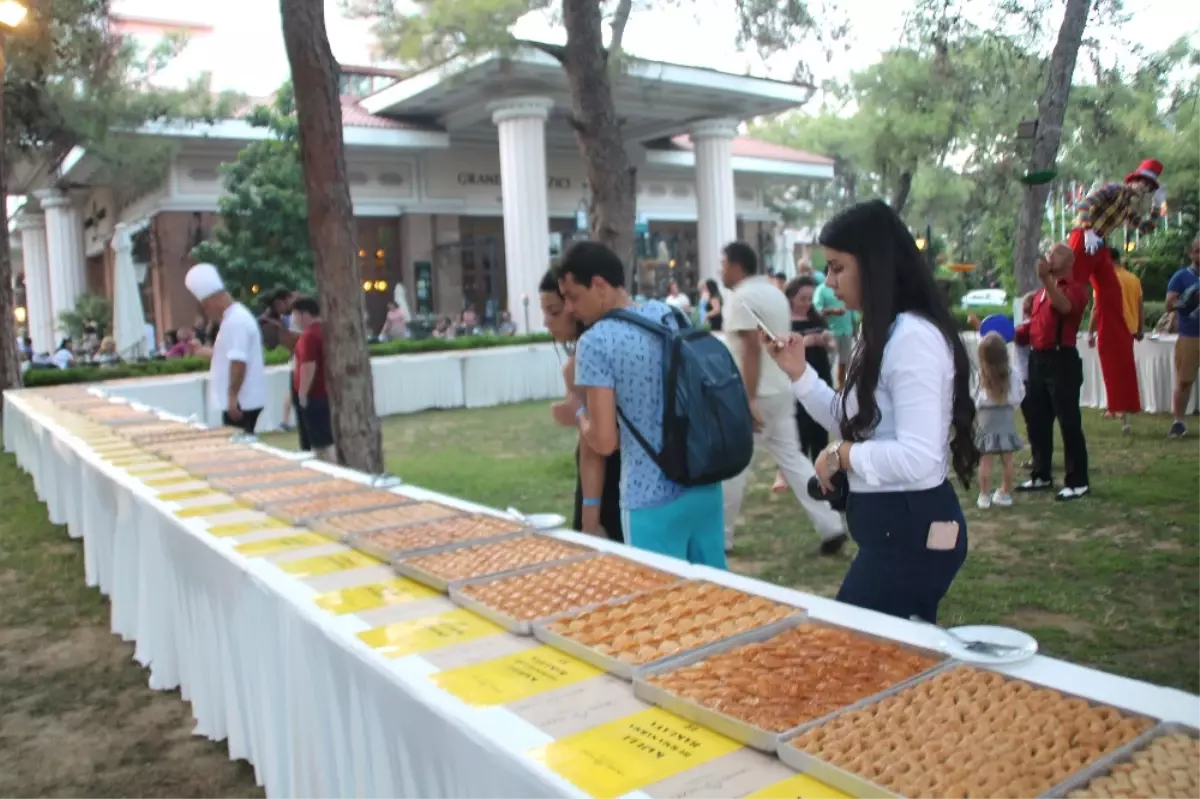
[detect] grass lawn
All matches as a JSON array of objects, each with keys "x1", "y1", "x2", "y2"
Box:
[{"x1": 269, "y1": 403, "x2": 1200, "y2": 693}]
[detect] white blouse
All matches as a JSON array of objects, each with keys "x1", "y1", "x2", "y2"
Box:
[{"x1": 791, "y1": 312, "x2": 954, "y2": 493}]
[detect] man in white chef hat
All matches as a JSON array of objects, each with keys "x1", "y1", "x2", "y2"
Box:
[{"x1": 185, "y1": 263, "x2": 268, "y2": 434}]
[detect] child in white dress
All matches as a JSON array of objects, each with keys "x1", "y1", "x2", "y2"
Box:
[{"x1": 976, "y1": 332, "x2": 1025, "y2": 509}]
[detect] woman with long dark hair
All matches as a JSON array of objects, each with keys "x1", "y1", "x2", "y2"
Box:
[
  {"x1": 700, "y1": 278, "x2": 724, "y2": 331},
  {"x1": 764, "y1": 200, "x2": 979, "y2": 623},
  {"x1": 539, "y1": 270, "x2": 623, "y2": 542}
]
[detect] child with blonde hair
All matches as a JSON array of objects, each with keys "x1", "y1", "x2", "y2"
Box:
[{"x1": 975, "y1": 332, "x2": 1026, "y2": 508}]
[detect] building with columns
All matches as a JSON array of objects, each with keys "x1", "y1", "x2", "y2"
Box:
[{"x1": 11, "y1": 44, "x2": 832, "y2": 342}]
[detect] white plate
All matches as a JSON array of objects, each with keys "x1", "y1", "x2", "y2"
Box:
[
  {"x1": 935, "y1": 625, "x2": 1038, "y2": 665},
  {"x1": 524, "y1": 513, "x2": 567, "y2": 531}
]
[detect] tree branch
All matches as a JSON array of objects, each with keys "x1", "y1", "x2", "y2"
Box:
[{"x1": 608, "y1": 0, "x2": 633, "y2": 60}]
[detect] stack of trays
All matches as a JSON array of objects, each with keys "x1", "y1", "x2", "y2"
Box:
[
  {"x1": 534, "y1": 581, "x2": 802, "y2": 681},
  {"x1": 625, "y1": 619, "x2": 945, "y2": 753},
  {"x1": 448, "y1": 554, "x2": 681, "y2": 635},
  {"x1": 777, "y1": 664, "x2": 1159, "y2": 798}
]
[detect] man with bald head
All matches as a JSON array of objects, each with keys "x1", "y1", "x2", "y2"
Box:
[
  {"x1": 1015, "y1": 243, "x2": 1092, "y2": 501},
  {"x1": 185, "y1": 263, "x2": 267, "y2": 434}
]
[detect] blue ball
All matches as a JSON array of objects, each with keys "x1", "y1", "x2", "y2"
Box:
[{"x1": 979, "y1": 314, "x2": 1016, "y2": 343}]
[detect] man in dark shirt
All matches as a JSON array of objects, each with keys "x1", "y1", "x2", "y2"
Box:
[
  {"x1": 1016, "y1": 243, "x2": 1091, "y2": 501},
  {"x1": 292, "y1": 296, "x2": 336, "y2": 462}
]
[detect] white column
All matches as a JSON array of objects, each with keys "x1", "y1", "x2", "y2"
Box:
[
  {"x1": 17, "y1": 213, "x2": 55, "y2": 354},
  {"x1": 489, "y1": 96, "x2": 553, "y2": 333},
  {"x1": 35, "y1": 189, "x2": 88, "y2": 332},
  {"x1": 691, "y1": 118, "x2": 739, "y2": 285}
]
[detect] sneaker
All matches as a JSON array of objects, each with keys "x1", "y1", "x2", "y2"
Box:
[
  {"x1": 1056, "y1": 485, "x2": 1090, "y2": 502},
  {"x1": 818, "y1": 534, "x2": 847, "y2": 556},
  {"x1": 992, "y1": 491, "x2": 1013, "y2": 507},
  {"x1": 1169, "y1": 421, "x2": 1187, "y2": 439},
  {"x1": 1017, "y1": 477, "x2": 1052, "y2": 492},
  {"x1": 976, "y1": 493, "x2": 992, "y2": 509}
]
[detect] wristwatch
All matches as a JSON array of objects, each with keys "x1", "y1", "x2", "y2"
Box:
[{"x1": 823, "y1": 442, "x2": 843, "y2": 473}]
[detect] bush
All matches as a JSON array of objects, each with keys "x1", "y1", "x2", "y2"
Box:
[
  {"x1": 22, "y1": 334, "x2": 553, "y2": 388},
  {"x1": 951, "y1": 305, "x2": 1011, "y2": 331}
]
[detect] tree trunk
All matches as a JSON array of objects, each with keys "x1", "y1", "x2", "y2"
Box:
[
  {"x1": 0, "y1": 51, "x2": 22, "y2": 408},
  {"x1": 279, "y1": 0, "x2": 384, "y2": 473},
  {"x1": 891, "y1": 170, "x2": 914, "y2": 215},
  {"x1": 561, "y1": 0, "x2": 636, "y2": 280},
  {"x1": 1012, "y1": 0, "x2": 1090, "y2": 294}
]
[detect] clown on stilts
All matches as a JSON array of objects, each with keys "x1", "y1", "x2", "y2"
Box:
[{"x1": 1069, "y1": 158, "x2": 1167, "y2": 430}]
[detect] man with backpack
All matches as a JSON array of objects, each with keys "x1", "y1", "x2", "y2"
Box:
[
  {"x1": 720, "y1": 242, "x2": 846, "y2": 556},
  {"x1": 555, "y1": 242, "x2": 754, "y2": 568}
]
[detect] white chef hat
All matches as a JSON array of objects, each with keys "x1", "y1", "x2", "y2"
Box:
[{"x1": 185, "y1": 263, "x2": 225, "y2": 301}]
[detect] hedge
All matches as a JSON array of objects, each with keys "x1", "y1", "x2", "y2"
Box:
[{"x1": 23, "y1": 333, "x2": 553, "y2": 388}]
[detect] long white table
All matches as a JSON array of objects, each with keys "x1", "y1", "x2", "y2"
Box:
[
  {"x1": 88, "y1": 335, "x2": 1196, "y2": 434},
  {"x1": 4, "y1": 390, "x2": 1198, "y2": 799}
]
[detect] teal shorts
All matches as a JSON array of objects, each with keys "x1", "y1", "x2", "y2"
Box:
[{"x1": 622, "y1": 484, "x2": 726, "y2": 569}]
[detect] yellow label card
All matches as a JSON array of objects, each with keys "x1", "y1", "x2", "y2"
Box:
[
  {"x1": 127, "y1": 464, "x2": 179, "y2": 476},
  {"x1": 208, "y1": 518, "x2": 288, "y2": 538},
  {"x1": 112, "y1": 456, "x2": 160, "y2": 467},
  {"x1": 158, "y1": 487, "x2": 218, "y2": 502},
  {"x1": 313, "y1": 578, "x2": 437, "y2": 615},
  {"x1": 143, "y1": 475, "x2": 194, "y2": 487},
  {"x1": 175, "y1": 502, "x2": 246, "y2": 519},
  {"x1": 279, "y1": 551, "x2": 381, "y2": 578},
  {"x1": 234, "y1": 532, "x2": 328, "y2": 557},
  {"x1": 528, "y1": 707, "x2": 742, "y2": 799},
  {"x1": 432, "y1": 645, "x2": 602, "y2": 707},
  {"x1": 357, "y1": 609, "x2": 502, "y2": 658},
  {"x1": 745, "y1": 774, "x2": 852, "y2": 799}
]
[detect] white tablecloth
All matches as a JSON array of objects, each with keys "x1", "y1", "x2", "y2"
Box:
[
  {"x1": 100, "y1": 344, "x2": 565, "y2": 432},
  {"x1": 4, "y1": 391, "x2": 1198, "y2": 798}
]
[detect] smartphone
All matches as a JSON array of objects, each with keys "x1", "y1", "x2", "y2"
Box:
[{"x1": 746, "y1": 306, "x2": 780, "y2": 343}]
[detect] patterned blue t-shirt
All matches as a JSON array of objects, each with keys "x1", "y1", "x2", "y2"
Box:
[{"x1": 575, "y1": 300, "x2": 686, "y2": 511}]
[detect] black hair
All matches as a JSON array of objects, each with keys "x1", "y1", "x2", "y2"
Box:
[
  {"x1": 785, "y1": 275, "x2": 825, "y2": 327},
  {"x1": 819, "y1": 199, "x2": 979, "y2": 488},
  {"x1": 704, "y1": 278, "x2": 722, "y2": 302},
  {"x1": 556, "y1": 242, "x2": 626, "y2": 289},
  {"x1": 292, "y1": 296, "x2": 320, "y2": 316},
  {"x1": 722, "y1": 241, "x2": 758, "y2": 275},
  {"x1": 539, "y1": 268, "x2": 585, "y2": 347},
  {"x1": 270, "y1": 287, "x2": 292, "y2": 303}
]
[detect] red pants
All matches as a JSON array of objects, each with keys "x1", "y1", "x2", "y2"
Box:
[{"x1": 1067, "y1": 228, "x2": 1141, "y2": 414}]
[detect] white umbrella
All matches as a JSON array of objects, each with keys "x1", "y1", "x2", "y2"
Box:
[{"x1": 112, "y1": 224, "x2": 147, "y2": 360}]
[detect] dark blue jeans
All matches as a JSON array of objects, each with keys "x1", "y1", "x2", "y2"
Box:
[{"x1": 838, "y1": 481, "x2": 968, "y2": 623}]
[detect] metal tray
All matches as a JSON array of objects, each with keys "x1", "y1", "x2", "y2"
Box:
[
  {"x1": 629, "y1": 617, "x2": 946, "y2": 752},
  {"x1": 395, "y1": 536, "x2": 593, "y2": 592},
  {"x1": 265, "y1": 491, "x2": 413, "y2": 527},
  {"x1": 209, "y1": 469, "x2": 331, "y2": 494},
  {"x1": 1043, "y1": 721, "x2": 1199, "y2": 798},
  {"x1": 347, "y1": 528, "x2": 527, "y2": 565},
  {"x1": 310, "y1": 501, "x2": 460, "y2": 540},
  {"x1": 776, "y1": 663, "x2": 1161, "y2": 799},
  {"x1": 188, "y1": 458, "x2": 303, "y2": 481},
  {"x1": 532, "y1": 581, "x2": 805, "y2": 683}
]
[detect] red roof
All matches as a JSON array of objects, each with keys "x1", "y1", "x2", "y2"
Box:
[
  {"x1": 668, "y1": 135, "x2": 833, "y2": 166},
  {"x1": 232, "y1": 94, "x2": 440, "y2": 132}
]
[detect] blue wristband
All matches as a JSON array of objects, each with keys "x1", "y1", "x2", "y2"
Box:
[{"x1": 582, "y1": 498, "x2": 602, "y2": 508}]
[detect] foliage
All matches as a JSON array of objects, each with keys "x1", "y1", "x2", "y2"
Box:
[
  {"x1": 753, "y1": 27, "x2": 1199, "y2": 291},
  {"x1": 191, "y1": 85, "x2": 315, "y2": 297},
  {"x1": 3, "y1": 0, "x2": 242, "y2": 203},
  {"x1": 56, "y1": 294, "x2": 112, "y2": 342},
  {"x1": 22, "y1": 333, "x2": 554, "y2": 387}
]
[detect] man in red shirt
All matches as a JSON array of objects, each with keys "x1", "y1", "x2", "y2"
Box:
[
  {"x1": 1015, "y1": 243, "x2": 1091, "y2": 501},
  {"x1": 291, "y1": 297, "x2": 336, "y2": 462}
]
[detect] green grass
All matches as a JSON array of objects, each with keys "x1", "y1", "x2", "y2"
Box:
[{"x1": 269, "y1": 403, "x2": 1200, "y2": 693}]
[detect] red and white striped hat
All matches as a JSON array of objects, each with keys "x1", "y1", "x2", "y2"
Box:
[{"x1": 1125, "y1": 158, "x2": 1163, "y2": 187}]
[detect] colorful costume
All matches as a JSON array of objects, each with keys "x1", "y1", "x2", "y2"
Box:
[{"x1": 1068, "y1": 159, "x2": 1164, "y2": 415}]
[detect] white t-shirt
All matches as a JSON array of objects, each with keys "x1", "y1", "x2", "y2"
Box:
[
  {"x1": 52, "y1": 348, "x2": 73, "y2": 370},
  {"x1": 209, "y1": 302, "x2": 267, "y2": 412},
  {"x1": 723, "y1": 275, "x2": 791, "y2": 399},
  {"x1": 665, "y1": 293, "x2": 692, "y2": 314}
]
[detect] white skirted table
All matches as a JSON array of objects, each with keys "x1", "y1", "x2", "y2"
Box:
[{"x1": 3, "y1": 390, "x2": 1198, "y2": 799}]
